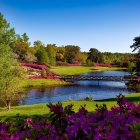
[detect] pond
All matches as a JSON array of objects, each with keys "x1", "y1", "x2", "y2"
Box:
[{"x1": 18, "y1": 71, "x2": 135, "y2": 105}]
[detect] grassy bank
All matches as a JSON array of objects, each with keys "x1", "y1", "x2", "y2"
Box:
[
  {"x1": 50, "y1": 66, "x2": 126, "y2": 75},
  {"x1": 19, "y1": 66, "x2": 125, "y2": 88},
  {"x1": 0, "y1": 93, "x2": 139, "y2": 120},
  {"x1": 20, "y1": 78, "x2": 69, "y2": 88}
]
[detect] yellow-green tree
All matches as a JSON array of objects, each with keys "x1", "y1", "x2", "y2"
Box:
[{"x1": 0, "y1": 13, "x2": 21, "y2": 110}]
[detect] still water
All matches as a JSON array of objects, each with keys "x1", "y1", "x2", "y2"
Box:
[{"x1": 19, "y1": 71, "x2": 134, "y2": 105}]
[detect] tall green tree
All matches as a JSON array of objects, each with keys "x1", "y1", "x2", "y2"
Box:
[
  {"x1": 46, "y1": 44, "x2": 57, "y2": 65},
  {"x1": 34, "y1": 40, "x2": 45, "y2": 49},
  {"x1": 0, "y1": 13, "x2": 16, "y2": 48},
  {"x1": 77, "y1": 52, "x2": 88, "y2": 64},
  {"x1": 15, "y1": 33, "x2": 30, "y2": 61},
  {"x1": 56, "y1": 46, "x2": 66, "y2": 62},
  {"x1": 0, "y1": 13, "x2": 22, "y2": 110},
  {"x1": 87, "y1": 48, "x2": 103, "y2": 63},
  {"x1": 130, "y1": 36, "x2": 140, "y2": 72},
  {"x1": 0, "y1": 44, "x2": 21, "y2": 110},
  {"x1": 35, "y1": 48, "x2": 49, "y2": 65},
  {"x1": 65, "y1": 45, "x2": 80, "y2": 63}
]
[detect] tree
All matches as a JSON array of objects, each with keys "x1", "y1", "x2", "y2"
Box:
[
  {"x1": 56, "y1": 46, "x2": 66, "y2": 62},
  {"x1": 46, "y1": 44, "x2": 57, "y2": 65},
  {"x1": 0, "y1": 43, "x2": 22, "y2": 110},
  {"x1": 86, "y1": 59, "x2": 93, "y2": 66},
  {"x1": 127, "y1": 62, "x2": 136, "y2": 75},
  {"x1": 0, "y1": 13, "x2": 22, "y2": 110},
  {"x1": 87, "y1": 48, "x2": 103, "y2": 63},
  {"x1": 35, "y1": 48, "x2": 49, "y2": 65},
  {"x1": 34, "y1": 40, "x2": 45, "y2": 49},
  {"x1": 77, "y1": 52, "x2": 88, "y2": 64},
  {"x1": 65, "y1": 45, "x2": 80, "y2": 63},
  {"x1": 15, "y1": 33, "x2": 30, "y2": 61},
  {"x1": 0, "y1": 13, "x2": 16, "y2": 49},
  {"x1": 130, "y1": 36, "x2": 140, "y2": 72}
]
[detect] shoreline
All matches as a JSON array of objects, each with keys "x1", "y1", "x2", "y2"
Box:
[{"x1": 0, "y1": 92, "x2": 139, "y2": 120}]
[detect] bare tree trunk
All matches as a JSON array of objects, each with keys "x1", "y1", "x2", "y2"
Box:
[{"x1": 6, "y1": 100, "x2": 11, "y2": 111}]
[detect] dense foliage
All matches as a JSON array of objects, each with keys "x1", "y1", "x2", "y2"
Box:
[
  {"x1": 130, "y1": 36, "x2": 140, "y2": 72},
  {"x1": 0, "y1": 95, "x2": 140, "y2": 140},
  {"x1": 0, "y1": 12, "x2": 135, "y2": 67},
  {"x1": 0, "y1": 13, "x2": 22, "y2": 110}
]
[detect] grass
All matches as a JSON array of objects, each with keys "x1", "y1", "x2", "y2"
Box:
[
  {"x1": 0, "y1": 93, "x2": 139, "y2": 120},
  {"x1": 20, "y1": 78, "x2": 69, "y2": 88},
  {"x1": 50, "y1": 66, "x2": 126, "y2": 75},
  {"x1": 97, "y1": 92, "x2": 140, "y2": 104},
  {"x1": 0, "y1": 101, "x2": 116, "y2": 120},
  {"x1": 18, "y1": 66, "x2": 126, "y2": 88}
]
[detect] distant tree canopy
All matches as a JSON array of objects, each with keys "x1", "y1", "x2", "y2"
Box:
[
  {"x1": 102, "y1": 52, "x2": 135, "y2": 67},
  {"x1": 46, "y1": 44, "x2": 57, "y2": 66},
  {"x1": 56, "y1": 46, "x2": 65, "y2": 62},
  {"x1": 35, "y1": 48, "x2": 49, "y2": 65},
  {"x1": 130, "y1": 36, "x2": 140, "y2": 72},
  {"x1": 87, "y1": 48, "x2": 103, "y2": 63},
  {"x1": 15, "y1": 33, "x2": 30, "y2": 61},
  {"x1": 65, "y1": 45, "x2": 80, "y2": 63},
  {"x1": 0, "y1": 13, "x2": 16, "y2": 48}
]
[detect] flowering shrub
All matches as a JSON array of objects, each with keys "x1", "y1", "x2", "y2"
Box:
[
  {"x1": 94, "y1": 63, "x2": 112, "y2": 67},
  {"x1": 21, "y1": 63, "x2": 49, "y2": 70},
  {"x1": 0, "y1": 95, "x2": 140, "y2": 140}
]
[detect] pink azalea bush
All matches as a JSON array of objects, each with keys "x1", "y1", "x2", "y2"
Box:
[
  {"x1": 0, "y1": 95, "x2": 140, "y2": 140},
  {"x1": 21, "y1": 63, "x2": 49, "y2": 70},
  {"x1": 94, "y1": 63, "x2": 112, "y2": 67}
]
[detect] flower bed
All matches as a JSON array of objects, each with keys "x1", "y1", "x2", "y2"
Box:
[
  {"x1": 0, "y1": 95, "x2": 140, "y2": 140},
  {"x1": 94, "y1": 63, "x2": 112, "y2": 67},
  {"x1": 20, "y1": 63, "x2": 49, "y2": 70}
]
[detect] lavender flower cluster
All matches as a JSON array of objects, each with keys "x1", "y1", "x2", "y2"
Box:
[{"x1": 0, "y1": 95, "x2": 140, "y2": 140}]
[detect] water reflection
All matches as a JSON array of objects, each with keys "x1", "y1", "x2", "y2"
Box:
[{"x1": 18, "y1": 71, "x2": 135, "y2": 106}]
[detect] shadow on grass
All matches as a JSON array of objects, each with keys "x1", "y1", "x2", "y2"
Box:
[
  {"x1": 95, "y1": 96, "x2": 140, "y2": 102},
  {"x1": 0, "y1": 113, "x2": 50, "y2": 122}
]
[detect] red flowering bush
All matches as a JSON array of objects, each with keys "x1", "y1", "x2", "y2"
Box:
[
  {"x1": 94, "y1": 63, "x2": 112, "y2": 67},
  {"x1": 0, "y1": 94, "x2": 140, "y2": 140},
  {"x1": 21, "y1": 63, "x2": 49, "y2": 70}
]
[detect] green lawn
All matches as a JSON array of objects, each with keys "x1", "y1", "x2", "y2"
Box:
[
  {"x1": 20, "y1": 78, "x2": 69, "y2": 88},
  {"x1": 19, "y1": 66, "x2": 126, "y2": 88},
  {"x1": 0, "y1": 93, "x2": 139, "y2": 120},
  {"x1": 50, "y1": 66, "x2": 125, "y2": 75}
]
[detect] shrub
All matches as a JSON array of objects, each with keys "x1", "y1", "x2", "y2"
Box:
[
  {"x1": 94, "y1": 63, "x2": 112, "y2": 67},
  {"x1": 0, "y1": 94, "x2": 140, "y2": 140},
  {"x1": 21, "y1": 63, "x2": 49, "y2": 70}
]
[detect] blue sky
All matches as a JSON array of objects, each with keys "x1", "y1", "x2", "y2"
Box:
[{"x1": 0, "y1": 0, "x2": 140, "y2": 52}]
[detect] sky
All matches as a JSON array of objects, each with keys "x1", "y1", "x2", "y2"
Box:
[{"x1": 0, "y1": 0, "x2": 140, "y2": 53}]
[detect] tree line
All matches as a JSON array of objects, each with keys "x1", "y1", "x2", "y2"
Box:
[
  {"x1": 12, "y1": 33, "x2": 136, "y2": 67},
  {"x1": 0, "y1": 13, "x2": 136, "y2": 67}
]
